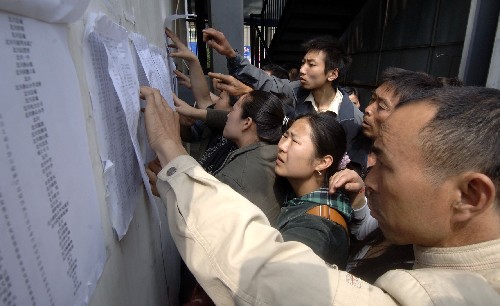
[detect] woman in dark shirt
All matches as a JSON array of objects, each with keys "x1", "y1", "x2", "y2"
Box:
[{"x1": 275, "y1": 111, "x2": 352, "y2": 268}]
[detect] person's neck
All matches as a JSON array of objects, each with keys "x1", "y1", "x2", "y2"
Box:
[
  {"x1": 288, "y1": 176, "x2": 322, "y2": 197},
  {"x1": 311, "y1": 83, "x2": 336, "y2": 109},
  {"x1": 434, "y1": 212, "x2": 500, "y2": 248},
  {"x1": 234, "y1": 133, "x2": 260, "y2": 149}
]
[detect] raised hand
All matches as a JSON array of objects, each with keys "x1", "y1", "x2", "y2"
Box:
[
  {"x1": 329, "y1": 169, "x2": 366, "y2": 209},
  {"x1": 173, "y1": 93, "x2": 195, "y2": 117},
  {"x1": 140, "y1": 86, "x2": 187, "y2": 166},
  {"x1": 166, "y1": 28, "x2": 212, "y2": 109},
  {"x1": 174, "y1": 69, "x2": 192, "y2": 89},
  {"x1": 202, "y1": 28, "x2": 237, "y2": 58},
  {"x1": 208, "y1": 72, "x2": 253, "y2": 96},
  {"x1": 165, "y1": 27, "x2": 197, "y2": 62},
  {"x1": 173, "y1": 93, "x2": 207, "y2": 121}
]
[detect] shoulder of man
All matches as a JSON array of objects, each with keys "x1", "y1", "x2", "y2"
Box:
[
  {"x1": 294, "y1": 85, "x2": 310, "y2": 104},
  {"x1": 294, "y1": 88, "x2": 314, "y2": 118},
  {"x1": 375, "y1": 268, "x2": 500, "y2": 306},
  {"x1": 338, "y1": 88, "x2": 363, "y2": 123}
]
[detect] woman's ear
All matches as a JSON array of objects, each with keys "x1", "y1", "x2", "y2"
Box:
[
  {"x1": 241, "y1": 117, "x2": 254, "y2": 131},
  {"x1": 315, "y1": 155, "x2": 333, "y2": 172},
  {"x1": 452, "y1": 172, "x2": 496, "y2": 223}
]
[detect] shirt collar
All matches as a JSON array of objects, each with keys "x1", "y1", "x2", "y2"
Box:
[
  {"x1": 413, "y1": 238, "x2": 500, "y2": 271},
  {"x1": 304, "y1": 89, "x2": 343, "y2": 114}
]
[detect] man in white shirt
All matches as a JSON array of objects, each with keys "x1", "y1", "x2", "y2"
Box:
[{"x1": 202, "y1": 28, "x2": 370, "y2": 174}]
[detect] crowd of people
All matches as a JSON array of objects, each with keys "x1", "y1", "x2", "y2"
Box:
[{"x1": 142, "y1": 27, "x2": 500, "y2": 305}]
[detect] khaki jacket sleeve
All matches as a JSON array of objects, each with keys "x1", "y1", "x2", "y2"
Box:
[{"x1": 157, "y1": 155, "x2": 397, "y2": 306}]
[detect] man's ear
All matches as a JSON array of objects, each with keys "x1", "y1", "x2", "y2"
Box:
[
  {"x1": 452, "y1": 172, "x2": 496, "y2": 223},
  {"x1": 327, "y1": 69, "x2": 339, "y2": 82},
  {"x1": 315, "y1": 155, "x2": 333, "y2": 173}
]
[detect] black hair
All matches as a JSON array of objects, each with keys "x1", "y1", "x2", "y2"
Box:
[
  {"x1": 380, "y1": 67, "x2": 443, "y2": 105},
  {"x1": 436, "y1": 76, "x2": 464, "y2": 87},
  {"x1": 293, "y1": 111, "x2": 347, "y2": 186},
  {"x1": 261, "y1": 63, "x2": 289, "y2": 80},
  {"x1": 302, "y1": 36, "x2": 352, "y2": 85},
  {"x1": 240, "y1": 90, "x2": 286, "y2": 144},
  {"x1": 401, "y1": 86, "x2": 500, "y2": 198},
  {"x1": 343, "y1": 86, "x2": 358, "y2": 96}
]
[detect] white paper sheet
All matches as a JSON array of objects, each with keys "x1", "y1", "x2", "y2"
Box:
[
  {"x1": 0, "y1": 11, "x2": 105, "y2": 306},
  {"x1": 0, "y1": 0, "x2": 90, "y2": 23},
  {"x1": 130, "y1": 32, "x2": 172, "y2": 163},
  {"x1": 83, "y1": 15, "x2": 142, "y2": 239},
  {"x1": 132, "y1": 42, "x2": 157, "y2": 165},
  {"x1": 83, "y1": 13, "x2": 160, "y2": 239},
  {"x1": 151, "y1": 45, "x2": 177, "y2": 107},
  {"x1": 130, "y1": 32, "x2": 175, "y2": 108}
]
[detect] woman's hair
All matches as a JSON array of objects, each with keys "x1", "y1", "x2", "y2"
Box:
[
  {"x1": 293, "y1": 111, "x2": 347, "y2": 185},
  {"x1": 240, "y1": 90, "x2": 286, "y2": 144}
]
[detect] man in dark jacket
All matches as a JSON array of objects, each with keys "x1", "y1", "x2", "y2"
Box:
[{"x1": 203, "y1": 28, "x2": 370, "y2": 173}]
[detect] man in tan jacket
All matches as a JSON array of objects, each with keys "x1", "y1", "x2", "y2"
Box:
[{"x1": 142, "y1": 85, "x2": 500, "y2": 305}]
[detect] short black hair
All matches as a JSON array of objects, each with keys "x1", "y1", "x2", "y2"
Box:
[
  {"x1": 436, "y1": 76, "x2": 464, "y2": 87},
  {"x1": 380, "y1": 67, "x2": 443, "y2": 105},
  {"x1": 402, "y1": 86, "x2": 500, "y2": 199},
  {"x1": 302, "y1": 36, "x2": 352, "y2": 85}
]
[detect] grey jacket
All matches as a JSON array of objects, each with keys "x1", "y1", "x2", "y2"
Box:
[
  {"x1": 227, "y1": 54, "x2": 371, "y2": 171},
  {"x1": 213, "y1": 142, "x2": 283, "y2": 225}
]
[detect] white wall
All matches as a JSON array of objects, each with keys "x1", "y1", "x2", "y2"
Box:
[{"x1": 66, "y1": 0, "x2": 181, "y2": 305}]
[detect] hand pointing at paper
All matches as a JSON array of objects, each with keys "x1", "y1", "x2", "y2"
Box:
[{"x1": 140, "y1": 86, "x2": 187, "y2": 167}]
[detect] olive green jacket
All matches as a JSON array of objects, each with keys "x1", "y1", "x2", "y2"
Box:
[{"x1": 214, "y1": 142, "x2": 283, "y2": 225}]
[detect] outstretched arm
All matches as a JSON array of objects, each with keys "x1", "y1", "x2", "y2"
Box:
[
  {"x1": 166, "y1": 28, "x2": 213, "y2": 110},
  {"x1": 175, "y1": 69, "x2": 222, "y2": 105},
  {"x1": 203, "y1": 28, "x2": 296, "y2": 98},
  {"x1": 173, "y1": 69, "x2": 192, "y2": 89},
  {"x1": 208, "y1": 72, "x2": 253, "y2": 97},
  {"x1": 202, "y1": 27, "x2": 237, "y2": 58},
  {"x1": 174, "y1": 93, "x2": 229, "y2": 134},
  {"x1": 173, "y1": 93, "x2": 208, "y2": 121}
]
